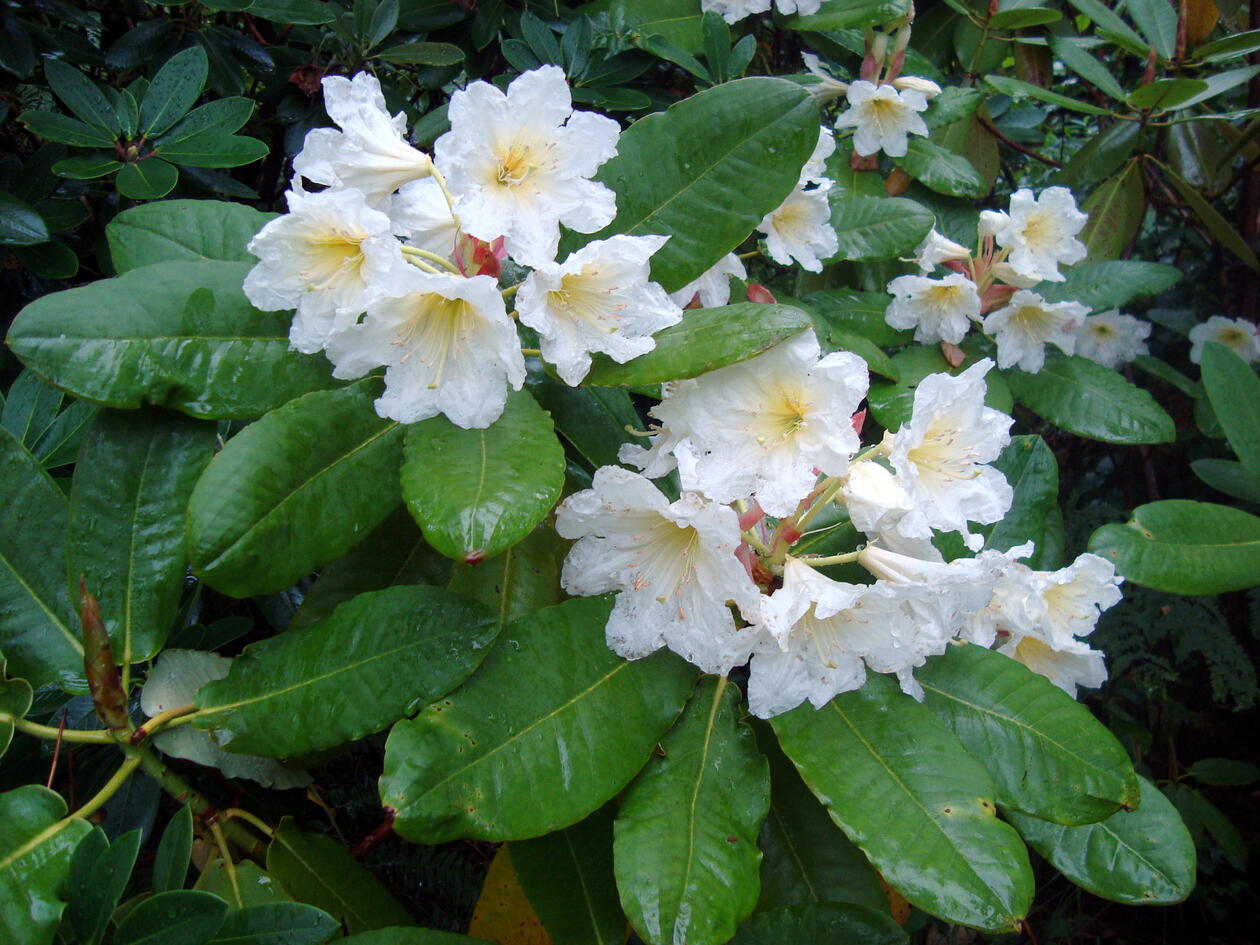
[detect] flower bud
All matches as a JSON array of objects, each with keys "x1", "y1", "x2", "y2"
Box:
[{"x1": 892, "y1": 76, "x2": 943, "y2": 98}]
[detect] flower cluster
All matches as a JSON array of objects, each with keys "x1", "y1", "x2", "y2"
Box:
[
  {"x1": 559, "y1": 340, "x2": 1122, "y2": 717},
  {"x1": 886, "y1": 187, "x2": 1152, "y2": 373},
  {"x1": 244, "y1": 67, "x2": 680, "y2": 429}
]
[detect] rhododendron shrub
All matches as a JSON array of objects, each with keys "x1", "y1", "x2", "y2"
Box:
[{"x1": 17, "y1": 3, "x2": 1260, "y2": 942}]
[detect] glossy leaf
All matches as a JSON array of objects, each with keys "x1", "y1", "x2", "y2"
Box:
[
  {"x1": 69, "y1": 409, "x2": 215, "y2": 665},
  {"x1": 156, "y1": 97, "x2": 255, "y2": 145},
  {"x1": 0, "y1": 192, "x2": 50, "y2": 246},
  {"x1": 21, "y1": 110, "x2": 117, "y2": 148},
  {"x1": 1164, "y1": 164, "x2": 1260, "y2": 271},
  {"x1": 980, "y1": 435, "x2": 1065, "y2": 569},
  {"x1": 155, "y1": 133, "x2": 268, "y2": 168},
  {"x1": 114, "y1": 890, "x2": 229, "y2": 945},
  {"x1": 1200, "y1": 342, "x2": 1260, "y2": 478},
  {"x1": 511, "y1": 805, "x2": 626, "y2": 945},
  {"x1": 186, "y1": 380, "x2": 404, "y2": 597},
  {"x1": 526, "y1": 375, "x2": 641, "y2": 469},
  {"x1": 984, "y1": 74, "x2": 1109, "y2": 115},
  {"x1": 1005, "y1": 777, "x2": 1195, "y2": 905},
  {"x1": 1080, "y1": 162, "x2": 1144, "y2": 261},
  {"x1": 771, "y1": 675, "x2": 1034, "y2": 933},
  {"x1": 1036, "y1": 260, "x2": 1180, "y2": 311},
  {"x1": 107, "y1": 199, "x2": 273, "y2": 273},
  {"x1": 447, "y1": 526, "x2": 563, "y2": 629},
  {"x1": 827, "y1": 196, "x2": 935, "y2": 262},
  {"x1": 195, "y1": 585, "x2": 496, "y2": 757},
  {"x1": 894, "y1": 139, "x2": 986, "y2": 198},
  {"x1": 919, "y1": 644, "x2": 1138, "y2": 825},
  {"x1": 1126, "y1": 0, "x2": 1177, "y2": 58},
  {"x1": 67, "y1": 828, "x2": 143, "y2": 945},
  {"x1": 754, "y1": 722, "x2": 888, "y2": 914},
  {"x1": 777, "y1": 0, "x2": 911, "y2": 29},
  {"x1": 728, "y1": 903, "x2": 906, "y2": 945},
  {"x1": 266, "y1": 818, "x2": 413, "y2": 934},
  {"x1": 139, "y1": 47, "x2": 209, "y2": 137},
  {"x1": 116, "y1": 160, "x2": 180, "y2": 201},
  {"x1": 1088, "y1": 499, "x2": 1260, "y2": 594},
  {"x1": 402, "y1": 390, "x2": 565, "y2": 563},
  {"x1": 0, "y1": 786, "x2": 93, "y2": 945},
  {"x1": 1053, "y1": 122, "x2": 1141, "y2": 191},
  {"x1": 153, "y1": 804, "x2": 193, "y2": 894},
  {"x1": 1047, "y1": 36, "x2": 1127, "y2": 100},
  {"x1": 382, "y1": 596, "x2": 696, "y2": 843},
  {"x1": 575, "y1": 0, "x2": 704, "y2": 52},
  {"x1": 468, "y1": 845, "x2": 552, "y2": 945},
  {"x1": 207, "y1": 903, "x2": 339, "y2": 945},
  {"x1": 195, "y1": 859, "x2": 291, "y2": 909},
  {"x1": 584, "y1": 304, "x2": 812, "y2": 387},
  {"x1": 7, "y1": 260, "x2": 338, "y2": 418},
  {"x1": 0, "y1": 655, "x2": 33, "y2": 759},
  {"x1": 572, "y1": 77, "x2": 819, "y2": 292},
  {"x1": 0, "y1": 426, "x2": 82, "y2": 688},
  {"x1": 800, "y1": 289, "x2": 909, "y2": 348},
  {"x1": 614, "y1": 677, "x2": 769, "y2": 945},
  {"x1": 1191, "y1": 458, "x2": 1260, "y2": 503},
  {"x1": 44, "y1": 59, "x2": 118, "y2": 130},
  {"x1": 1005, "y1": 353, "x2": 1175, "y2": 444}
]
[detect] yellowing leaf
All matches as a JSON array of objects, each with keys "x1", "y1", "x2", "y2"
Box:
[{"x1": 469, "y1": 846, "x2": 552, "y2": 945}]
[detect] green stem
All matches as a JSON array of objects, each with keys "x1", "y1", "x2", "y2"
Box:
[
  {"x1": 402, "y1": 255, "x2": 442, "y2": 275},
  {"x1": 520, "y1": 347, "x2": 542, "y2": 357},
  {"x1": 71, "y1": 754, "x2": 143, "y2": 821},
  {"x1": 4, "y1": 716, "x2": 113, "y2": 744},
  {"x1": 796, "y1": 550, "x2": 863, "y2": 568},
  {"x1": 791, "y1": 475, "x2": 846, "y2": 538},
  {"x1": 222, "y1": 807, "x2": 275, "y2": 840},
  {"x1": 501, "y1": 282, "x2": 520, "y2": 298},
  {"x1": 429, "y1": 166, "x2": 462, "y2": 230},
  {"x1": 401, "y1": 244, "x2": 460, "y2": 273}
]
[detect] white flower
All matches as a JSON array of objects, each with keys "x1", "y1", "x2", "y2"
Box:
[
  {"x1": 244, "y1": 186, "x2": 408, "y2": 354},
  {"x1": 435, "y1": 65, "x2": 620, "y2": 268},
  {"x1": 886, "y1": 360, "x2": 1013, "y2": 550},
  {"x1": 892, "y1": 76, "x2": 943, "y2": 98},
  {"x1": 834, "y1": 80, "x2": 930, "y2": 158},
  {"x1": 838, "y1": 459, "x2": 913, "y2": 537},
  {"x1": 979, "y1": 187, "x2": 1087, "y2": 283},
  {"x1": 142, "y1": 650, "x2": 311, "y2": 789},
  {"x1": 1077, "y1": 310, "x2": 1151, "y2": 368},
  {"x1": 636, "y1": 331, "x2": 868, "y2": 517},
  {"x1": 388, "y1": 178, "x2": 460, "y2": 261},
  {"x1": 885, "y1": 272, "x2": 981, "y2": 345},
  {"x1": 801, "y1": 126, "x2": 836, "y2": 186},
  {"x1": 669, "y1": 253, "x2": 747, "y2": 309},
  {"x1": 556, "y1": 467, "x2": 761, "y2": 675},
  {"x1": 983, "y1": 289, "x2": 1088, "y2": 373},
  {"x1": 293, "y1": 72, "x2": 432, "y2": 206},
  {"x1": 914, "y1": 230, "x2": 972, "y2": 272},
  {"x1": 1189, "y1": 315, "x2": 1260, "y2": 364},
  {"x1": 701, "y1": 0, "x2": 822, "y2": 24},
  {"x1": 758, "y1": 184, "x2": 838, "y2": 273},
  {"x1": 516, "y1": 235, "x2": 682, "y2": 386},
  {"x1": 324, "y1": 270, "x2": 525, "y2": 429},
  {"x1": 997, "y1": 633, "x2": 1107, "y2": 697},
  {"x1": 990, "y1": 260, "x2": 1042, "y2": 289},
  {"x1": 801, "y1": 52, "x2": 849, "y2": 104}
]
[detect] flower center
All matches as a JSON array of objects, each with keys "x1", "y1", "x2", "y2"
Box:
[
  {"x1": 548, "y1": 269, "x2": 622, "y2": 333},
  {"x1": 633, "y1": 521, "x2": 703, "y2": 603},
  {"x1": 496, "y1": 144, "x2": 537, "y2": 186},
  {"x1": 923, "y1": 284, "x2": 967, "y2": 310},
  {"x1": 392, "y1": 293, "x2": 475, "y2": 388},
  {"x1": 303, "y1": 231, "x2": 366, "y2": 290},
  {"x1": 1020, "y1": 211, "x2": 1056, "y2": 248},
  {"x1": 1012, "y1": 305, "x2": 1058, "y2": 337},
  {"x1": 908, "y1": 422, "x2": 980, "y2": 480},
  {"x1": 759, "y1": 388, "x2": 811, "y2": 443}
]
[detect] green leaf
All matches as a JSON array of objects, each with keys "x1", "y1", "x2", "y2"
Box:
[
  {"x1": 510, "y1": 805, "x2": 625, "y2": 945},
  {"x1": 575, "y1": 0, "x2": 704, "y2": 53},
  {"x1": 447, "y1": 526, "x2": 563, "y2": 629},
  {"x1": 44, "y1": 59, "x2": 119, "y2": 131},
  {"x1": 571, "y1": 77, "x2": 820, "y2": 292},
  {"x1": 1163, "y1": 164, "x2": 1260, "y2": 271},
  {"x1": 382, "y1": 596, "x2": 696, "y2": 843},
  {"x1": 21, "y1": 110, "x2": 117, "y2": 148},
  {"x1": 1196, "y1": 28, "x2": 1260, "y2": 62},
  {"x1": 1080, "y1": 161, "x2": 1144, "y2": 261},
  {"x1": 1200, "y1": 342, "x2": 1260, "y2": 479},
  {"x1": 2, "y1": 370, "x2": 63, "y2": 447},
  {"x1": 140, "y1": 47, "x2": 209, "y2": 138},
  {"x1": 983, "y1": 74, "x2": 1111, "y2": 116},
  {"x1": 1088, "y1": 499, "x2": 1260, "y2": 594},
  {"x1": 116, "y1": 159, "x2": 179, "y2": 200},
  {"x1": 982, "y1": 436, "x2": 1065, "y2": 569},
  {"x1": 195, "y1": 860, "x2": 291, "y2": 909},
  {"x1": 195, "y1": 585, "x2": 496, "y2": 757},
  {"x1": 1047, "y1": 36, "x2": 1127, "y2": 101},
  {"x1": 753, "y1": 722, "x2": 888, "y2": 914},
  {"x1": 584, "y1": 304, "x2": 812, "y2": 387},
  {"x1": 1127, "y1": 78, "x2": 1210, "y2": 111},
  {"x1": 153, "y1": 804, "x2": 193, "y2": 894},
  {"x1": 923, "y1": 87, "x2": 984, "y2": 130},
  {"x1": 800, "y1": 290, "x2": 910, "y2": 347},
  {"x1": 827, "y1": 197, "x2": 935, "y2": 262},
  {"x1": 1125, "y1": 0, "x2": 1177, "y2": 58},
  {"x1": 1185, "y1": 757, "x2": 1260, "y2": 786},
  {"x1": 292, "y1": 507, "x2": 451, "y2": 628},
  {"x1": 373, "y1": 41, "x2": 465, "y2": 64},
  {"x1": 777, "y1": 0, "x2": 911, "y2": 30},
  {"x1": 7, "y1": 261, "x2": 337, "y2": 418},
  {"x1": 1005, "y1": 776, "x2": 1195, "y2": 904},
  {"x1": 728, "y1": 903, "x2": 906, "y2": 945},
  {"x1": 771, "y1": 675, "x2": 1034, "y2": 933},
  {"x1": 1005, "y1": 353, "x2": 1176, "y2": 444},
  {"x1": 186, "y1": 379, "x2": 404, "y2": 597},
  {"x1": 156, "y1": 133, "x2": 268, "y2": 168},
  {"x1": 0, "y1": 426, "x2": 83, "y2": 689},
  {"x1": 526, "y1": 375, "x2": 641, "y2": 470},
  {"x1": 68, "y1": 409, "x2": 216, "y2": 665},
  {"x1": 52, "y1": 154, "x2": 124, "y2": 180},
  {"x1": 919, "y1": 643, "x2": 1138, "y2": 825},
  {"x1": 114, "y1": 890, "x2": 229, "y2": 945},
  {"x1": 868, "y1": 345, "x2": 1011, "y2": 433},
  {"x1": 266, "y1": 818, "x2": 413, "y2": 934},
  {"x1": 207, "y1": 903, "x2": 339, "y2": 945},
  {"x1": 894, "y1": 139, "x2": 986, "y2": 198},
  {"x1": 106, "y1": 199, "x2": 274, "y2": 273},
  {"x1": 156, "y1": 98, "x2": 255, "y2": 146},
  {"x1": 247, "y1": 0, "x2": 337, "y2": 25},
  {"x1": 988, "y1": 7, "x2": 1061, "y2": 27},
  {"x1": 614, "y1": 677, "x2": 769, "y2": 945},
  {"x1": 0, "y1": 786, "x2": 93, "y2": 945},
  {"x1": 340, "y1": 932, "x2": 492, "y2": 945},
  {"x1": 0, "y1": 655, "x2": 34, "y2": 759},
  {"x1": 1036, "y1": 260, "x2": 1180, "y2": 311},
  {"x1": 1191, "y1": 458, "x2": 1260, "y2": 504},
  {"x1": 402, "y1": 390, "x2": 565, "y2": 564},
  {"x1": 0, "y1": 192, "x2": 50, "y2": 246},
  {"x1": 68, "y1": 829, "x2": 143, "y2": 945}
]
